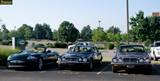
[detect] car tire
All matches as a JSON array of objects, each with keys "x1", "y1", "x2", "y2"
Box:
[
  {"x1": 37, "y1": 59, "x2": 43, "y2": 70},
  {"x1": 88, "y1": 61, "x2": 93, "y2": 71},
  {"x1": 112, "y1": 66, "x2": 118, "y2": 73},
  {"x1": 153, "y1": 56, "x2": 158, "y2": 61}
]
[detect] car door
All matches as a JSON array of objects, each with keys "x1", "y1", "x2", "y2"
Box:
[{"x1": 46, "y1": 52, "x2": 58, "y2": 64}]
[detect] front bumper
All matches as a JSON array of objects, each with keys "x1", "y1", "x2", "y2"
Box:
[
  {"x1": 7, "y1": 60, "x2": 38, "y2": 69},
  {"x1": 57, "y1": 61, "x2": 90, "y2": 67},
  {"x1": 111, "y1": 63, "x2": 151, "y2": 69}
]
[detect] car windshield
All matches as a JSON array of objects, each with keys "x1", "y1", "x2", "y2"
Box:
[
  {"x1": 68, "y1": 46, "x2": 94, "y2": 53},
  {"x1": 155, "y1": 42, "x2": 160, "y2": 47},
  {"x1": 119, "y1": 45, "x2": 145, "y2": 53}
]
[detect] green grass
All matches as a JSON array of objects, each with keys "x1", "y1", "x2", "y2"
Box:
[
  {"x1": 102, "y1": 57, "x2": 112, "y2": 62},
  {"x1": 0, "y1": 45, "x2": 19, "y2": 65}
]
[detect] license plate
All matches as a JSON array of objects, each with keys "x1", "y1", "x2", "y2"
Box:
[{"x1": 127, "y1": 65, "x2": 135, "y2": 68}]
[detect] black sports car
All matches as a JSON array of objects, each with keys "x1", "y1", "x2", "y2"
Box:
[
  {"x1": 57, "y1": 45, "x2": 103, "y2": 70},
  {"x1": 111, "y1": 45, "x2": 151, "y2": 73},
  {"x1": 7, "y1": 48, "x2": 59, "y2": 70}
]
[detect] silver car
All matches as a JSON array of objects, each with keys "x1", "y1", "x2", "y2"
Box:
[{"x1": 111, "y1": 45, "x2": 151, "y2": 73}]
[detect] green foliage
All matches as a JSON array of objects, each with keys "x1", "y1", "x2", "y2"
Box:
[
  {"x1": 144, "y1": 39, "x2": 151, "y2": 47},
  {"x1": 0, "y1": 47, "x2": 19, "y2": 65},
  {"x1": 17, "y1": 24, "x2": 34, "y2": 40},
  {"x1": 92, "y1": 27, "x2": 106, "y2": 43},
  {"x1": 107, "y1": 43, "x2": 114, "y2": 50},
  {"x1": 130, "y1": 11, "x2": 160, "y2": 42},
  {"x1": 34, "y1": 23, "x2": 53, "y2": 40},
  {"x1": 107, "y1": 26, "x2": 121, "y2": 34},
  {"x1": 1, "y1": 40, "x2": 11, "y2": 45},
  {"x1": 46, "y1": 43, "x2": 54, "y2": 48},
  {"x1": 54, "y1": 42, "x2": 68, "y2": 48},
  {"x1": 80, "y1": 25, "x2": 92, "y2": 41},
  {"x1": 58, "y1": 21, "x2": 79, "y2": 42},
  {"x1": 1, "y1": 24, "x2": 9, "y2": 40},
  {"x1": 52, "y1": 30, "x2": 59, "y2": 41}
]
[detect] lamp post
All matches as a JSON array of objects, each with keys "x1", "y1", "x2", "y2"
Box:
[
  {"x1": 126, "y1": 0, "x2": 129, "y2": 44},
  {"x1": 98, "y1": 20, "x2": 101, "y2": 27}
]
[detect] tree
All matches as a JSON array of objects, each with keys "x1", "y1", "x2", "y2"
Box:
[
  {"x1": 1, "y1": 24, "x2": 9, "y2": 40},
  {"x1": 34, "y1": 24, "x2": 46, "y2": 39},
  {"x1": 92, "y1": 27, "x2": 106, "y2": 43},
  {"x1": 80, "y1": 25, "x2": 92, "y2": 41},
  {"x1": 130, "y1": 11, "x2": 160, "y2": 42},
  {"x1": 58, "y1": 21, "x2": 79, "y2": 42},
  {"x1": 107, "y1": 26, "x2": 121, "y2": 34},
  {"x1": 17, "y1": 24, "x2": 33, "y2": 40},
  {"x1": 52, "y1": 30, "x2": 59, "y2": 41},
  {"x1": 43, "y1": 23, "x2": 53, "y2": 40}
]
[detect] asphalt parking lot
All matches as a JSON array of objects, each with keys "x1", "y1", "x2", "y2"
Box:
[{"x1": 0, "y1": 50, "x2": 160, "y2": 81}]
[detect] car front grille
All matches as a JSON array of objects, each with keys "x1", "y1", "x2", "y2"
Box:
[
  {"x1": 123, "y1": 58, "x2": 138, "y2": 63},
  {"x1": 65, "y1": 58, "x2": 78, "y2": 61}
]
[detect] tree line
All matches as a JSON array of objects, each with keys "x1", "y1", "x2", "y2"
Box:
[{"x1": 1, "y1": 10, "x2": 158, "y2": 44}]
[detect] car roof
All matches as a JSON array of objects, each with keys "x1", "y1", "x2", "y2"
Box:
[{"x1": 74, "y1": 45, "x2": 95, "y2": 47}]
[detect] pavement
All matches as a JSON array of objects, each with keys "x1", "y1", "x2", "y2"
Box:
[{"x1": 0, "y1": 50, "x2": 160, "y2": 81}]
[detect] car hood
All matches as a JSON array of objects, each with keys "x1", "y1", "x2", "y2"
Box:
[
  {"x1": 61, "y1": 52, "x2": 92, "y2": 58},
  {"x1": 8, "y1": 52, "x2": 40, "y2": 60},
  {"x1": 117, "y1": 52, "x2": 148, "y2": 58}
]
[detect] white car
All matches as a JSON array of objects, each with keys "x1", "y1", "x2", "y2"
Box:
[
  {"x1": 68, "y1": 42, "x2": 94, "y2": 50},
  {"x1": 150, "y1": 41, "x2": 160, "y2": 61}
]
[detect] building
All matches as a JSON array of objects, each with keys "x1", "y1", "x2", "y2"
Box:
[{"x1": 152, "y1": 12, "x2": 160, "y2": 17}]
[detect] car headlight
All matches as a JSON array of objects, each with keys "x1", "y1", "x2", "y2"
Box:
[
  {"x1": 118, "y1": 58, "x2": 123, "y2": 62},
  {"x1": 7, "y1": 55, "x2": 12, "y2": 60},
  {"x1": 27, "y1": 56, "x2": 37, "y2": 60},
  {"x1": 82, "y1": 58, "x2": 87, "y2": 62},
  {"x1": 62, "y1": 58, "x2": 66, "y2": 61},
  {"x1": 139, "y1": 58, "x2": 144, "y2": 63},
  {"x1": 145, "y1": 59, "x2": 150, "y2": 63},
  {"x1": 78, "y1": 58, "x2": 82, "y2": 62},
  {"x1": 112, "y1": 58, "x2": 118, "y2": 63}
]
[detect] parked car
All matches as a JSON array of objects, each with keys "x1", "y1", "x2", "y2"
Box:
[
  {"x1": 111, "y1": 45, "x2": 151, "y2": 73},
  {"x1": 150, "y1": 41, "x2": 160, "y2": 61},
  {"x1": 7, "y1": 48, "x2": 59, "y2": 70},
  {"x1": 57, "y1": 45, "x2": 103, "y2": 70},
  {"x1": 68, "y1": 42, "x2": 94, "y2": 50}
]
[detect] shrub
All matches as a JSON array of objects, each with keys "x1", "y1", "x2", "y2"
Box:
[
  {"x1": 46, "y1": 43, "x2": 55, "y2": 48},
  {"x1": 0, "y1": 47, "x2": 19, "y2": 66},
  {"x1": 34, "y1": 44, "x2": 46, "y2": 49},
  {"x1": 108, "y1": 43, "x2": 114, "y2": 50},
  {"x1": 54, "y1": 42, "x2": 67, "y2": 48},
  {"x1": 144, "y1": 39, "x2": 151, "y2": 47},
  {"x1": 1, "y1": 40, "x2": 11, "y2": 45}
]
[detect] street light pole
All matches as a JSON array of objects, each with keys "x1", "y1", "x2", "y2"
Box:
[
  {"x1": 98, "y1": 20, "x2": 101, "y2": 27},
  {"x1": 126, "y1": 0, "x2": 129, "y2": 44}
]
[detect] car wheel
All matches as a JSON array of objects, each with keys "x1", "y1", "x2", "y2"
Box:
[
  {"x1": 153, "y1": 56, "x2": 158, "y2": 61},
  {"x1": 88, "y1": 61, "x2": 93, "y2": 71},
  {"x1": 37, "y1": 59, "x2": 43, "y2": 70},
  {"x1": 112, "y1": 66, "x2": 118, "y2": 73}
]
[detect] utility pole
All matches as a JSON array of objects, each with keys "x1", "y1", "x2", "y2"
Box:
[
  {"x1": 98, "y1": 20, "x2": 101, "y2": 27},
  {"x1": 126, "y1": 0, "x2": 129, "y2": 44}
]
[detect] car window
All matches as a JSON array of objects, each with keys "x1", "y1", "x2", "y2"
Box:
[
  {"x1": 68, "y1": 46, "x2": 94, "y2": 53},
  {"x1": 119, "y1": 46, "x2": 145, "y2": 53}
]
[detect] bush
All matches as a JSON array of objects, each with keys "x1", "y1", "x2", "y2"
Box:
[
  {"x1": 46, "y1": 43, "x2": 55, "y2": 48},
  {"x1": 1, "y1": 40, "x2": 11, "y2": 45},
  {"x1": 108, "y1": 43, "x2": 115, "y2": 50},
  {"x1": 54, "y1": 42, "x2": 67, "y2": 48},
  {"x1": 144, "y1": 39, "x2": 151, "y2": 47},
  {"x1": 34, "y1": 44, "x2": 46, "y2": 49},
  {"x1": 0, "y1": 47, "x2": 19, "y2": 66}
]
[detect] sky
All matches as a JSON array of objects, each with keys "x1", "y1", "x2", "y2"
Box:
[{"x1": 0, "y1": 0, "x2": 160, "y2": 33}]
